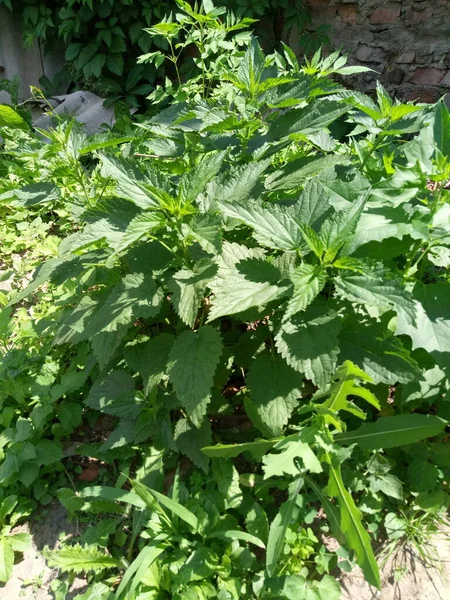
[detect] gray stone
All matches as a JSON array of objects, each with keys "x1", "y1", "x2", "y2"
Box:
[
  {"x1": 34, "y1": 91, "x2": 117, "y2": 135},
  {"x1": 356, "y1": 45, "x2": 385, "y2": 63}
]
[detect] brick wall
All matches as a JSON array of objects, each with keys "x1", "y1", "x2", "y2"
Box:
[{"x1": 291, "y1": 0, "x2": 450, "y2": 103}]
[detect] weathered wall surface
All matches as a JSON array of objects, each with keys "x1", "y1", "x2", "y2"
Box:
[
  {"x1": 298, "y1": 0, "x2": 450, "y2": 102},
  {"x1": 0, "y1": 6, "x2": 64, "y2": 103}
]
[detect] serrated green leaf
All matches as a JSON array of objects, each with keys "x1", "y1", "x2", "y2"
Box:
[
  {"x1": 213, "y1": 159, "x2": 270, "y2": 205},
  {"x1": 208, "y1": 243, "x2": 288, "y2": 322},
  {"x1": 266, "y1": 154, "x2": 350, "y2": 192},
  {"x1": 335, "y1": 265, "x2": 415, "y2": 325},
  {"x1": 246, "y1": 352, "x2": 302, "y2": 436},
  {"x1": 85, "y1": 371, "x2": 142, "y2": 420},
  {"x1": 168, "y1": 259, "x2": 217, "y2": 327},
  {"x1": 184, "y1": 213, "x2": 222, "y2": 255},
  {"x1": 99, "y1": 154, "x2": 162, "y2": 210},
  {"x1": 275, "y1": 305, "x2": 341, "y2": 388},
  {"x1": 339, "y1": 317, "x2": 420, "y2": 384},
  {"x1": 292, "y1": 175, "x2": 333, "y2": 228},
  {"x1": 319, "y1": 196, "x2": 366, "y2": 261},
  {"x1": 343, "y1": 208, "x2": 427, "y2": 256},
  {"x1": 285, "y1": 264, "x2": 327, "y2": 319},
  {"x1": 124, "y1": 334, "x2": 174, "y2": 395},
  {"x1": 269, "y1": 99, "x2": 348, "y2": 138},
  {"x1": 168, "y1": 326, "x2": 223, "y2": 425},
  {"x1": 84, "y1": 273, "x2": 161, "y2": 340},
  {"x1": 179, "y1": 151, "x2": 226, "y2": 203},
  {"x1": 396, "y1": 283, "x2": 450, "y2": 359},
  {"x1": 43, "y1": 544, "x2": 121, "y2": 573},
  {"x1": 218, "y1": 201, "x2": 303, "y2": 251}
]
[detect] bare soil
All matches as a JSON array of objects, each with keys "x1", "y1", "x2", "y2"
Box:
[{"x1": 0, "y1": 503, "x2": 85, "y2": 600}]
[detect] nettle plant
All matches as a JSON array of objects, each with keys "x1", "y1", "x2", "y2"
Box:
[{"x1": 8, "y1": 37, "x2": 450, "y2": 598}]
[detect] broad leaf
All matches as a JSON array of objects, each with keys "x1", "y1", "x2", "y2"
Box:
[
  {"x1": 339, "y1": 317, "x2": 420, "y2": 384},
  {"x1": 268, "y1": 99, "x2": 348, "y2": 138},
  {"x1": 99, "y1": 154, "x2": 162, "y2": 209},
  {"x1": 208, "y1": 243, "x2": 288, "y2": 322},
  {"x1": 175, "y1": 418, "x2": 212, "y2": 472},
  {"x1": 266, "y1": 154, "x2": 350, "y2": 192},
  {"x1": 246, "y1": 352, "x2": 302, "y2": 436},
  {"x1": 275, "y1": 304, "x2": 341, "y2": 388},
  {"x1": 85, "y1": 371, "x2": 142, "y2": 420},
  {"x1": 335, "y1": 415, "x2": 447, "y2": 450},
  {"x1": 396, "y1": 283, "x2": 450, "y2": 361},
  {"x1": 319, "y1": 196, "x2": 366, "y2": 261},
  {"x1": 285, "y1": 264, "x2": 327, "y2": 319},
  {"x1": 179, "y1": 151, "x2": 226, "y2": 203},
  {"x1": 219, "y1": 201, "x2": 303, "y2": 251},
  {"x1": 124, "y1": 334, "x2": 174, "y2": 396},
  {"x1": 168, "y1": 326, "x2": 223, "y2": 425},
  {"x1": 335, "y1": 265, "x2": 415, "y2": 325},
  {"x1": 168, "y1": 259, "x2": 217, "y2": 327}
]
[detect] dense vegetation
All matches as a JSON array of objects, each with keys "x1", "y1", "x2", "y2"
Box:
[
  {"x1": 0, "y1": 2, "x2": 450, "y2": 598},
  {"x1": 0, "y1": 0, "x2": 328, "y2": 105}
]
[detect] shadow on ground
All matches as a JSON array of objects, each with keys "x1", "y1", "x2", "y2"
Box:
[{"x1": 0, "y1": 502, "x2": 86, "y2": 600}]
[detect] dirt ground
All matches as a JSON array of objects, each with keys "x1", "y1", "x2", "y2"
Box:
[
  {"x1": 0, "y1": 503, "x2": 85, "y2": 600},
  {"x1": 1, "y1": 506, "x2": 449, "y2": 600},
  {"x1": 340, "y1": 529, "x2": 450, "y2": 600}
]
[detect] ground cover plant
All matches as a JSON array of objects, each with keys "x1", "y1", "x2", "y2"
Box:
[{"x1": 1, "y1": 3, "x2": 450, "y2": 598}]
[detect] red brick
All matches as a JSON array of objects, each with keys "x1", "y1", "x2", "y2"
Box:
[
  {"x1": 370, "y1": 7, "x2": 401, "y2": 24},
  {"x1": 338, "y1": 4, "x2": 358, "y2": 25},
  {"x1": 405, "y1": 88, "x2": 440, "y2": 103},
  {"x1": 411, "y1": 68, "x2": 446, "y2": 86}
]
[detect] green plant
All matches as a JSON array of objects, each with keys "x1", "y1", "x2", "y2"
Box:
[
  {"x1": 1, "y1": 0, "x2": 323, "y2": 105},
  {"x1": 0, "y1": 495, "x2": 32, "y2": 582},
  {"x1": 2, "y1": 28, "x2": 450, "y2": 599}
]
